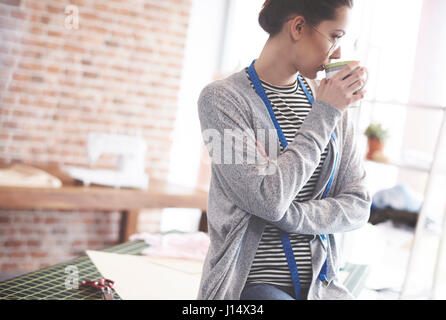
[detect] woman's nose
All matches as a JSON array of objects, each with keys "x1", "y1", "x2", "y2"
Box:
[{"x1": 329, "y1": 46, "x2": 341, "y2": 60}]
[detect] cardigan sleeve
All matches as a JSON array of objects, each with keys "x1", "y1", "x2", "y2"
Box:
[
  {"x1": 269, "y1": 110, "x2": 372, "y2": 234},
  {"x1": 197, "y1": 82, "x2": 344, "y2": 223}
]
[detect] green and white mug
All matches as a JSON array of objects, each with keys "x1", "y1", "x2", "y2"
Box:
[{"x1": 324, "y1": 61, "x2": 368, "y2": 101}]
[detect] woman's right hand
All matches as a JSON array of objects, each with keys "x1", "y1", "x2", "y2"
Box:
[{"x1": 316, "y1": 61, "x2": 368, "y2": 112}]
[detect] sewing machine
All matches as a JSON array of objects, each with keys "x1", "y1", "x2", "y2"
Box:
[{"x1": 62, "y1": 133, "x2": 149, "y2": 190}]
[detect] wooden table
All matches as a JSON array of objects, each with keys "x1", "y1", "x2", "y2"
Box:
[{"x1": 0, "y1": 163, "x2": 208, "y2": 242}]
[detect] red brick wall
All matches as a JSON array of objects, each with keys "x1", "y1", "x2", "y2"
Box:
[
  {"x1": 0, "y1": 209, "x2": 121, "y2": 278},
  {"x1": 0, "y1": 0, "x2": 192, "y2": 280}
]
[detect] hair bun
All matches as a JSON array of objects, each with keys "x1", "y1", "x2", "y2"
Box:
[{"x1": 258, "y1": 0, "x2": 353, "y2": 37}]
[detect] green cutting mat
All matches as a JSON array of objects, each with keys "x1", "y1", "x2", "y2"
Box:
[
  {"x1": 0, "y1": 240, "x2": 149, "y2": 300},
  {"x1": 0, "y1": 238, "x2": 369, "y2": 300}
]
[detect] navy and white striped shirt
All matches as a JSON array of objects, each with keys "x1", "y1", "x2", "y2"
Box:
[{"x1": 245, "y1": 68, "x2": 329, "y2": 289}]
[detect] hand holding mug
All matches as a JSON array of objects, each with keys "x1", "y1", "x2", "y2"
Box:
[{"x1": 317, "y1": 61, "x2": 368, "y2": 112}]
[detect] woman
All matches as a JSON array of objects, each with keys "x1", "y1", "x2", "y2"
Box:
[{"x1": 197, "y1": 0, "x2": 371, "y2": 300}]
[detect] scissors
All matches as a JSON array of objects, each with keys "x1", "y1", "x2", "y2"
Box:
[{"x1": 81, "y1": 278, "x2": 115, "y2": 300}]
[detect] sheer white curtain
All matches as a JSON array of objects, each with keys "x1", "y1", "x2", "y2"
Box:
[
  {"x1": 162, "y1": 0, "x2": 229, "y2": 232},
  {"x1": 218, "y1": 0, "x2": 268, "y2": 76}
]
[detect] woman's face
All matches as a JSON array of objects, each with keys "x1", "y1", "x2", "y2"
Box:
[{"x1": 290, "y1": 6, "x2": 352, "y2": 79}]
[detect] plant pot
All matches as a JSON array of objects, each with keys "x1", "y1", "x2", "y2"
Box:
[{"x1": 366, "y1": 138, "x2": 384, "y2": 160}]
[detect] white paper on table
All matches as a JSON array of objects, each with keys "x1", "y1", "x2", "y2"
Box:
[{"x1": 86, "y1": 250, "x2": 203, "y2": 300}]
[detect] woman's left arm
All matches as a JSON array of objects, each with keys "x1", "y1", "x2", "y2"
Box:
[{"x1": 269, "y1": 111, "x2": 372, "y2": 235}]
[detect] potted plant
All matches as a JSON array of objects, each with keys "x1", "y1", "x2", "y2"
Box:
[{"x1": 364, "y1": 123, "x2": 389, "y2": 161}]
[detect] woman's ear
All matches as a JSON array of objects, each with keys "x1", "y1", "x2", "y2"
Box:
[{"x1": 289, "y1": 15, "x2": 306, "y2": 40}]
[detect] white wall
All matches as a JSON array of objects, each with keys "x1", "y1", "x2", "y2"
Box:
[
  {"x1": 400, "y1": 0, "x2": 446, "y2": 162},
  {"x1": 408, "y1": 0, "x2": 446, "y2": 107}
]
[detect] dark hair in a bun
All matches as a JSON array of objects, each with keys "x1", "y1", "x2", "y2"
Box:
[{"x1": 259, "y1": 0, "x2": 353, "y2": 37}]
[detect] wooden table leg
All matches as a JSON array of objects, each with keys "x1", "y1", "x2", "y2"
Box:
[
  {"x1": 120, "y1": 210, "x2": 140, "y2": 243},
  {"x1": 198, "y1": 210, "x2": 208, "y2": 233}
]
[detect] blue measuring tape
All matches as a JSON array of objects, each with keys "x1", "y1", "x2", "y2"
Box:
[{"x1": 247, "y1": 59, "x2": 336, "y2": 299}]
